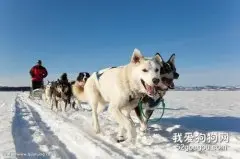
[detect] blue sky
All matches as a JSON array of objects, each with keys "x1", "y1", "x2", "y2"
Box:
[{"x1": 0, "y1": 0, "x2": 239, "y2": 86}]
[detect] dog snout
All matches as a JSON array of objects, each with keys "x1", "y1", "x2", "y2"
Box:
[
  {"x1": 174, "y1": 72, "x2": 179, "y2": 79},
  {"x1": 152, "y1": 78, "x2": 160, "y2": 85}
]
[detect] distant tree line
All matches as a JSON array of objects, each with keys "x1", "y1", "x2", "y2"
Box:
[
  {"x1": 0, "y1": 86, "x2": 30, "y2": 92},
  {"x1": 0, "y1": 85, "x2": 239, "y2": 92}
]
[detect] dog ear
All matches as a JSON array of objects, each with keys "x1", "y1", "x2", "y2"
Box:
[
  {"x1": 168, "y1": 53, "x2": 175, "y2": 64},
  {"x1": 131, "y1": 48, "x2": 143, "y2": 64},
  {"x1": 154, "y1": 53, "x2": 164, "y2": 67},
  {"x1": 86, "y1": 72, "x2": 90, "y2": 77},
  {"x1": 77, "y1": 73, "x2": 84, "y2": 81}
]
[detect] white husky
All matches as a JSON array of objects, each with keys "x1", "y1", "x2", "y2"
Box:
[
  {"x1": 44, "y1": 81, "x2": 53, "y2": 105},
  {"x1": 84, "y1": 48, "x2": 167, "y2": 142}
]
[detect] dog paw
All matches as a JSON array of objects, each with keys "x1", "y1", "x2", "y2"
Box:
[
  {"x1": 125, "y1": 137, "x2": 136, "y2": 145},
  {"x1": 94, "y1": 125, "x2": 100, "y2": 134},
  {"x1": 95, "y1": 129, "x2": 100, "y2": 134},
  {"x1": 140, "y1": 123, "x2": 147, "y2": 132},
  {"x1": 117, "y1": 136, "x2": 125, "y2": 143},
  {"x1": 74, "y1": 108, "x2": 80, "y2": 111}
]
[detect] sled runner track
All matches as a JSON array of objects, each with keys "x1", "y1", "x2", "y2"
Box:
[
  {"x1": 27, "y1": 106, "x2": 77, "y2": 159},
  {"x1": 19, "y1": 94, "x2": 130, "y2": 159},
  {"x1": 13, "y1": 96, "x2": 77, "y2": 159},
  {"x1": 4, "y1": 92, "x2": 239, "y2": 159},
  {"x1": 18, "y1": 92, "x2": 240, "y2": 159}
]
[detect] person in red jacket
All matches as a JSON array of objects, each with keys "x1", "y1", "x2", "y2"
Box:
[{"x1": 29, "y1": 60, "x2": 48, "y2": 90}]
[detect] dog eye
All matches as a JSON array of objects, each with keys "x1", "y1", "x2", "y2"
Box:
[
  {"x1": 142, "y1": 69, "x2": 148, "y2": 72},
  {"x1": 155, "y1": 68, "x2": 159, "y2": 72}
]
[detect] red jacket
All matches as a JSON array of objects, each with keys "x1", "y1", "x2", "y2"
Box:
[{"x1": 29, "y1": 65, "x2": 48, "y2": 81}]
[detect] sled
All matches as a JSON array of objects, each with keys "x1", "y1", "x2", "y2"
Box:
[{"x1": 29, "y1": 88, "x2": 44, "y2": 100}]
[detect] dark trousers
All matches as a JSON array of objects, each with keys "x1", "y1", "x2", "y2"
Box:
[{"x1": 32, "y1": 81, "x2": 43, "y2": 90}]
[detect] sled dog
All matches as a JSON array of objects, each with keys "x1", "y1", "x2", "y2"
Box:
[
  {"x1": 84, "y1": 48, "x2": 168, "y2": 142},
  {"x1": 51, "y1": 74, "x2": 72, "y2": 111},
  {"x1": 134, "y1": 54, "x2": 179, "y2": 131},
  {"x1": 44, "y1": 81, "x2": 54, "y2": 104},
  {"x1": 71, "y1": 72, "x2": 90, "y2": 109}
]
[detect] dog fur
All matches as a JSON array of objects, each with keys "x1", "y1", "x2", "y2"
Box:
[
  {"x1": 51, "y1": 73, "x2": 73, "y2": 111},
  {"x1": 44, "y1": 81, "x2": 54, "y2": 105},
  {"x1": 71, "y1": 72, "x2": 90, "y2": 109},
  {"x1": 84, "y1": 48, "x2": 167, "y2": 142}
]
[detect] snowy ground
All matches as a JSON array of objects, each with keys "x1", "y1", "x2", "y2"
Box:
[{"x1": 0, "y1": 91, "x2": 239, "y2": 159}]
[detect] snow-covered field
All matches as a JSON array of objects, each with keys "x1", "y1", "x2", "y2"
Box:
[{"x1": 0, "y1": 91, "x2": 239, "y2": 159}]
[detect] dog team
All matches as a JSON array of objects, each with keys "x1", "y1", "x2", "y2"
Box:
[{"x1": 42, "y1": 48, "x2": 179, "y2": 143}]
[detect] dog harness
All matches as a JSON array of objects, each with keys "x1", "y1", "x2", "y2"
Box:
[
  {"x1": 141, "y1": 95, "x2": 163, "y2": 109},
  {"x1": 96, "y1": 67, "x2": 117, "y2": 81},
  {"x1": 95, "y1": 66, "x2": 138, "y2": 102},
  {"x1": 138, "y1": 95, "x2": 166, "y2": 122}
]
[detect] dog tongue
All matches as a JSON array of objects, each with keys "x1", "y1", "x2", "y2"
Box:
[
  {"x1": 170, "y1": 82, "x2": 175, "y2": 89},
  {"x1": 146, "y1": 85, "x2": 155, "y2": 95}
]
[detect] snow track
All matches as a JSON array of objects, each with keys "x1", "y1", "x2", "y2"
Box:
[
  {"x1": 13, "y1": 95, "x2": 77, "y2": 159},
  {"x1": 18, "y1": 94, "x2": 128, "y2": 159},
  {"x1": 1, "y1": 91, "x2": 240, "y2": 159},
  {"x1": 0, "y1": 93, "x2": 16, "y2": 159}
]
